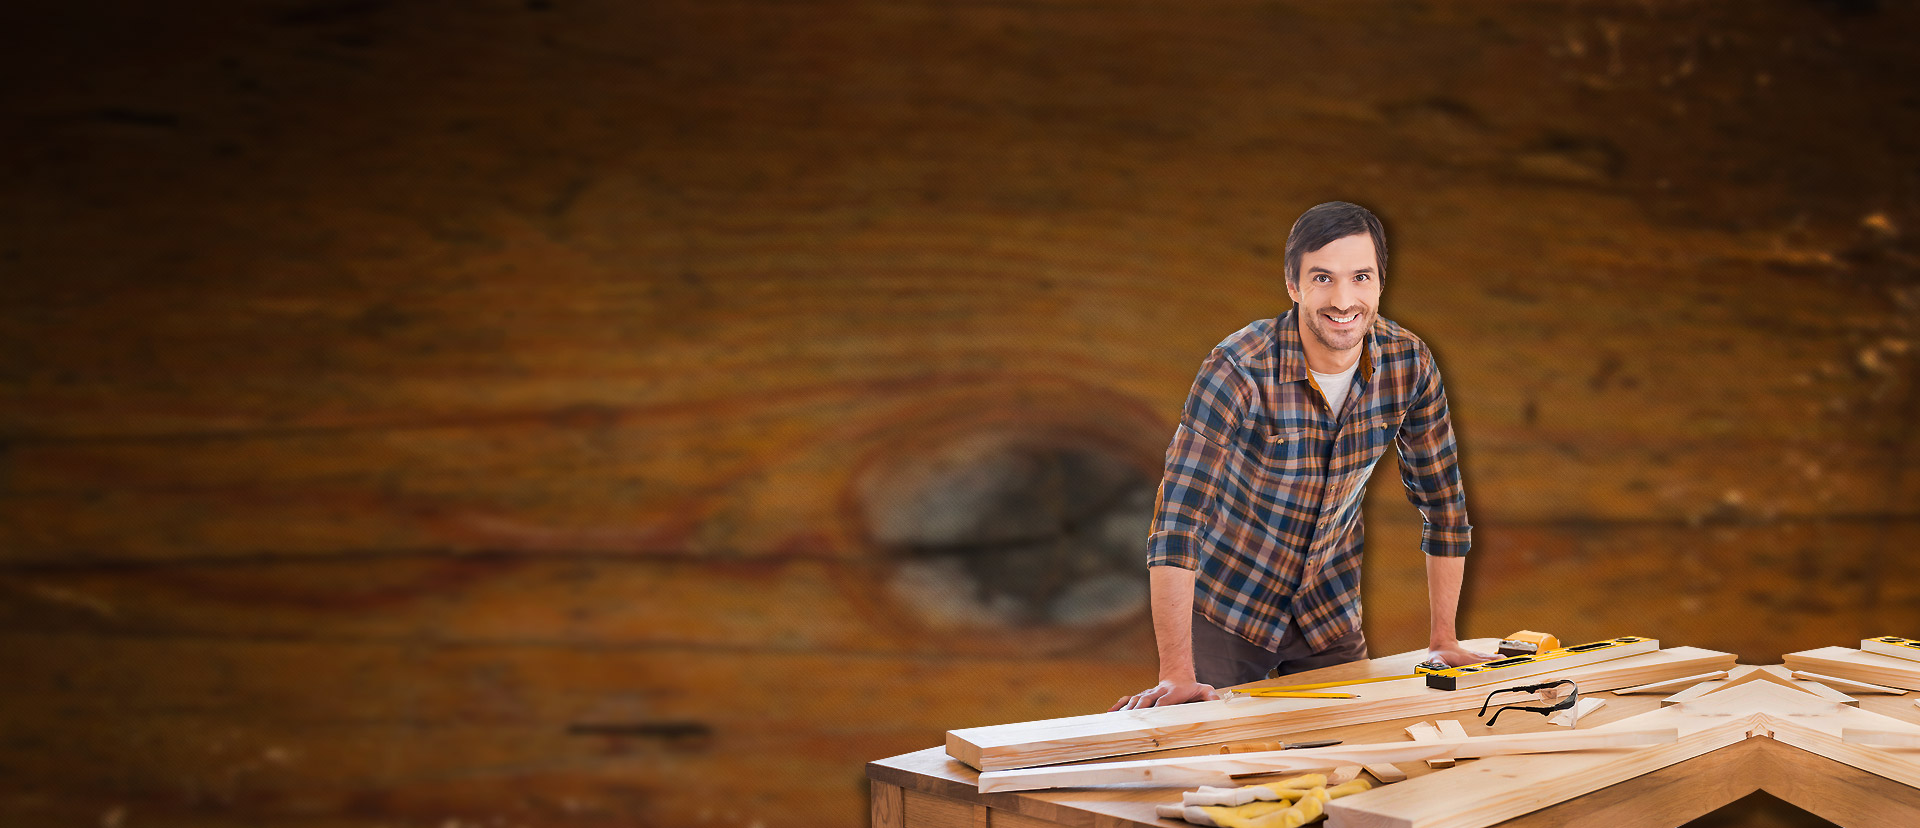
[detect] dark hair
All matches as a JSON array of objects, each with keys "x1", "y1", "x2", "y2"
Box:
[{"x1": 1284, "y1": 202, "x2": 1388, "y2": 286}]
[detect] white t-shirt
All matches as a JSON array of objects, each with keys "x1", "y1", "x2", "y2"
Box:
[{"x1": 1310, "y1": 360, "x2": 1361, "y2": 420}]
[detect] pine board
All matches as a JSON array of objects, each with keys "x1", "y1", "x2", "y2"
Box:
[
  {"x1": 1753, "y1": 696, "x2": 1920, "y2": 791},
  {"x1": 948, "y1": 645, "x2": 1733, "y2": 771},
  {"x1": 974, "y1": 729, "x2": 1679, "y2": 793},
  {"x1": 1784, "y1": 647, "x2": 1920, "y2": 691},
  {"x1": 1860, "y1": 637, "x2": 1920, "y2": 665}
]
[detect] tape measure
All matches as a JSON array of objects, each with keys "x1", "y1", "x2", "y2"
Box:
[
  {"x1": 1423, "y1": 636, "x2": 1652, "y2": 691},
  {"x1": 1497, "y1": 630, "x2": 1561, "y2": 657}
]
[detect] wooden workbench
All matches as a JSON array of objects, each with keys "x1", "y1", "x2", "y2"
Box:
[{"x1": 868, "y1": 651, "x2": 1920, "y2": 828}]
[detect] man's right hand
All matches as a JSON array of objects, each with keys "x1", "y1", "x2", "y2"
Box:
[{"x1": 1109, "y1": 679, "x2": 1220, "y2": 711}]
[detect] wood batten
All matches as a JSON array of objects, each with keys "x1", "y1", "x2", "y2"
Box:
[
  {"x1": 948, "y1": 645, "x2": 1733, "y2": 772},
  {"x1": 1784, "y1": 647, "x2": 1920, "y2": 691},
  {"x1": 974, "y1": 729, "x2": 1679, "y2": 793}
]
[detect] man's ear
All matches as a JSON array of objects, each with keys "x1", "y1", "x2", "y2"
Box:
[{"x1": 1284, "y1": 277, "x2": 1300, "y2": 305}]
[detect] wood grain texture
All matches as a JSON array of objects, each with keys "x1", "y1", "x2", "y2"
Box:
[
  {"x1": 1611, "y1": 671, "x2": 1727, "y2": 694},
  {"x1": 1785, "y1": 647, "x2": 1920, "y2": 691},
  {"x1": 875, "y1": 782, "x2": 907, "y2": 828},
  {"x1": 1323, "y1": 682, "x2": 1789, "y2": 828},
  {"x1": 975, "y1": 729, "x2": 1678, "y2": 793},
  {"x1": 5, "y1": 0, "x2": 1920, "y2": 826},
  {"x1": 1791, "y1": 672, "x2": 1906, "y2": 695},
  {"x1": 949, "y1": 645, "x2": 1731, "y2": 772},
  {"x1": 874, "y1": 668, "x2": 1920, "y2": 828},
  {"x1": 1403, "y1": 722, "x2": 1453, "y2": 770}
]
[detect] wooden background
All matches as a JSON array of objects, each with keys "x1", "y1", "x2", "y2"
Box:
[{"x1": 3, "y1": 1, "x2": 1916, "y2": 826}]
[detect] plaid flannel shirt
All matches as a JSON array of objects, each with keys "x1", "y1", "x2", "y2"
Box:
[{"x1": 1147, "y1": 307, "x2": 1471, "y2": 652}]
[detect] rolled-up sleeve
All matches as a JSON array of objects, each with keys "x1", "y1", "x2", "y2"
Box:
[
  {"x1": 1396, "y1": 344, "x2": 1472, "y2": 557},
  {"x1": 1147, "y1": 351, "x2": 1251, "y2": 570}
]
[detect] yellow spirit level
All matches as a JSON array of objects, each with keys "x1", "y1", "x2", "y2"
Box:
[{"x1": 1423, "y1": 636, "x2": 1655, "y2": 691}]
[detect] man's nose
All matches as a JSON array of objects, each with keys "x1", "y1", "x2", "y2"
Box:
[{"x1": 1329, "y1": 279, "x2": 1357, "y2": 310}]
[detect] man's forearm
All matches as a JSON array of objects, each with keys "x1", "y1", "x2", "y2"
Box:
[
  {"x1": 1149, "y1": 565, "x2": 1199, "y2": 682},
  {"x1": 1424, "y1": 554, "x2": 1467, "y2": 648}
]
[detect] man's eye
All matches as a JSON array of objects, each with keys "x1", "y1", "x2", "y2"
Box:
[{"x1": 1355, "y1": 273, "x2": 1371, "y2": 282}]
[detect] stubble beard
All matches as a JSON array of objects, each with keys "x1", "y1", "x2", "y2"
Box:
[{"x1": 1304, "y1": 305, "x2": 1373, "y2": 355}]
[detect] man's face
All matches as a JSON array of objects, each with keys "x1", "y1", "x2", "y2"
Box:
[{"x1": 1286, "y1": 232, "x2": 1382, "y2": 356}]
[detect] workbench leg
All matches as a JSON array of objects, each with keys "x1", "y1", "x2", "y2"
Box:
[
  {"x1": 872, "y1": 781, "x2": 905, "y2": 828},
  {"x1": 972, "y1": 803, "x2": 990, "y2": 828}
]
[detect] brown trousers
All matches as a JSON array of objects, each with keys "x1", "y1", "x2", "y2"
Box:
[{"x1": 1192, "y1": 609, "x2": 1369, "y2": 688}]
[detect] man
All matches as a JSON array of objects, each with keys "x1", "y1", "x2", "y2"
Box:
[{"x1": 1112, "y1": 202, "x2": 1491, "y2": 711}]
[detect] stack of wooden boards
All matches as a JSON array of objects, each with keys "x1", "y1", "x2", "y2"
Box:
[
  {"x1": 948, "y1": 639, "x2": 1735, "y2": 774},
  {"x1": 912, "y1": 638, "x2": 1920, "y2": 828},
  {"x1": 1785, "y1": 637, "x2": 1920, "y2": 694}
]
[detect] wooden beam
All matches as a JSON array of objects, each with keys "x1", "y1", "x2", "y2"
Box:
[
  {"x1": 974, "y1": 729, "x2": 1678, "y2": 793},
  {"x1": 947, "y1": 645, "x2": 1733, "y2": 771}
]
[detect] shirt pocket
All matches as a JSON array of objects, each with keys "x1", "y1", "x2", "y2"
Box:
[
  {"x1": 1349, "y1": 414, "x2": 1401, "y2": 466},
  {"x1": 1248, "y1": 422, "x2": 1320, "y2": 477}
]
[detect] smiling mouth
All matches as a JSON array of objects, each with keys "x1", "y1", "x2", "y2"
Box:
[{"x1": 1325, "y1": 312, "x2": 1360, "y2": 324}]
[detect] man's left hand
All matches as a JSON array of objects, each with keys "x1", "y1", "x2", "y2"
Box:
[{"x1": 1425, "y1": 641, "x2": 1497, "y2": 667}]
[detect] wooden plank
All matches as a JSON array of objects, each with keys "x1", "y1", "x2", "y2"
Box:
[
  {"x1": 974, "y1": 729, "x2": 1678, "y2": 793},
  {"x1": 1322, "y1": 681, "x2": 1788, "y2": 828},
  {"x1": 1404, "y1": 722, "x2": 1453, "y2": 770},
  {"x1": 1610, "y1": 671, "x2": 1726, "y2": 695},
  {"x1": 1477, "y1": 738, "x2": 1766, "y2": 828},
  {"x1": 1658, "y1": 680, "x2": 1724, "y2": 706},
  {"x1": 948, "y1": 645, "x2": 1732, "y2": 771},
  {"x1": 1755, "y1": 692, "x2": 1920, "y2": 791},
  {"x1": 1743, "y1": 737, "x2": 1920, "y2": 828},
  {"x1": 1860, "y1": 637, "x2": 1920, "y2": 664},
  {"x1": 1361, "y1": 763, "x2": 1408, "y2": 784},
  {"x1": 1430, "y1": 720, "x2": 1469, "y2": 769},
  {"x1": 1791, "y1": 671, "x2": 1907, "y2": 695},
  {"x1": 1842, "y1": 729, "x2": 1920, "y2": 747},
  {"x1": 1784, "y1": 647, "x2": 1920, "y2": 691}
]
